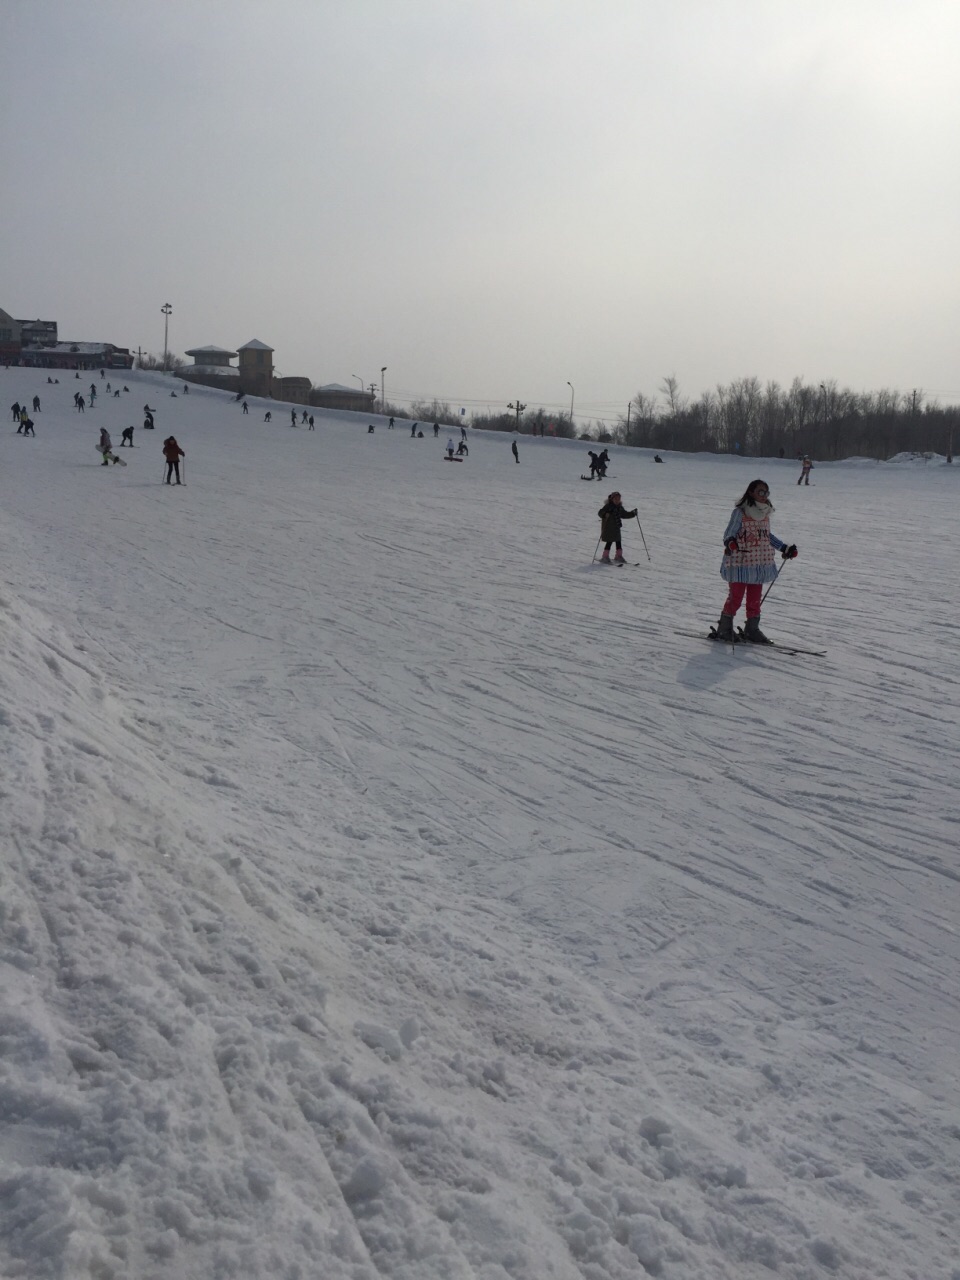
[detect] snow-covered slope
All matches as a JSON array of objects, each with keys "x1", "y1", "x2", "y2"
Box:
[{"x1": 1, "y1": 369, "x2": 957, "y2": 1280}]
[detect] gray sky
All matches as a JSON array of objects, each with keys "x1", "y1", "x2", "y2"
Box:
[{"x1": 3, "y1": 0, "x2": 958, "y2": 424}]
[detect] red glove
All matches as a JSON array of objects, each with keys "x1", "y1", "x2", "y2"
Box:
[{"x1": 725, "y1": 538, "x2": 739, "y2": 553}]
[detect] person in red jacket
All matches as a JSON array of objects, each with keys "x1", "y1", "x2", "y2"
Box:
[{"x1": 163, "y1": 436, "x2": 185, "y2": 485}]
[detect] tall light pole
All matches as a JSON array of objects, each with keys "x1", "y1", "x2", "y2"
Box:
[
  {"x1": 161, "y1": 302, "x2": 172, "y2": 372},
  {"x1": 567, "y1": 381, "x2": 575, "y2": 429},
  {"x1": 819, "y1": 382, "x2": 826, "y2": 434},
  {"x1": 352, "y1": 374, "x2": 363, "y2": 392},
  {"x1": 381, "y1": 366, "x2": 387, "y2": 413}
]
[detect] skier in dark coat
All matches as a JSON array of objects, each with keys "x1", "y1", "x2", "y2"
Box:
[
  {"x1": 597, "y1": 491, "x2": 637, "y2": 563},
  {"x1": 163, "y1": 436, "x2": 185, "y2": 485},
  {"x1": 587, "y1": 450, "x2": 600, "y2": 478},
  {"x1": 511, "y1": 440, "x2": 520, "y2": 463},
  {"x1": 121, "y1": 427, "x2": 134, "y2": 447},
  {"x1": 11, "y1": 402, "x2": 20, "y2": 421}
]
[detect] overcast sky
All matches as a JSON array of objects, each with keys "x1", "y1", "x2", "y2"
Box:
[{"x1": 3, "y1": 0, "x2": 957, "y2": 424}]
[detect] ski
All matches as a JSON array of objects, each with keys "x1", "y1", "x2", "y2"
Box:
[{"x1": 673, "y1": 629, "x2": 825, "y2": 657}]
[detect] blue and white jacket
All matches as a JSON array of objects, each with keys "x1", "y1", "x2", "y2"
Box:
[{"x1": 721, "y1": 503, "x2": 786, "y2": 584}]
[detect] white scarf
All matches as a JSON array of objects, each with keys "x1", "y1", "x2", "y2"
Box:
[{"x1": 743, "y1": 500, "x2": 774, "y2": 520}]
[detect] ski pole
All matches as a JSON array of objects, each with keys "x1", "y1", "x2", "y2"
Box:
[
  {"x1": 635, "y1": 514, "x2": 651, "y2": 561},
  {"x1": 760, "y1": 558, "x2": 788, "y2": 608},
  {"x1": 592, "y1": 535, "x2": 602, "y2": 563}
]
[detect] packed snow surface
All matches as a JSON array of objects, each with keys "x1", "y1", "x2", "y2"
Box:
[{"x1": 1, "y1": 370, "x2": 958, "y2": 1280}]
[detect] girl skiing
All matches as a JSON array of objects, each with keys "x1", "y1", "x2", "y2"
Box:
[
  {"x1": 597, "y1": 491, "x2": 637, "y2": 563},
  {"x1": 713, "y1": 479, "x2": 797, "y2": 644}
]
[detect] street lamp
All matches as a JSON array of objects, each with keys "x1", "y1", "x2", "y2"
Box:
[
  {"x1": 352, "y1": 374, "x2": 364, "y2": 392},
  {"x1": 381, "y1": 366, "x2": 387, "y2": 413},
  {"x1": 161, "y1": 303, "x2": 172, "y2": 372},
  {"x1": 567, "y1": 381, "x2": 575, "y2": 428},
  {"x1": 819, "y1": 382, "x2": 827, "y2": 434}
]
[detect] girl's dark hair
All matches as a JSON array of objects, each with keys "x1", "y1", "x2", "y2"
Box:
[{"x1": 735, "y1": 479, "x2": 769, "y2": 509}]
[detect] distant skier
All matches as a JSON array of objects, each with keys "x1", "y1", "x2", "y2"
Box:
[
  {"x1": 712, "y1": 479, "x2": 797, "y2": 645},
  {"x1": 368, "y1": 424, "x2": 375, "y2": 433},
  {"x1": 76, "y1": 395, "x2": 85, "y2": 412},
  {"x1": 654, "y1": 454, "x2": 663, "y2": 463},
  {"x1": 587, "y1": 449, "x2": 600, "y2": 478},
  {"x1": 98, "y1": 427, "x2": 121, "y2": 465},
  {"x1": 120, "y1": 426, "x2": 134, "y2": 447},
  {"x1": 597, "y1": 491, "x2": 637, "y2": 563},
  {"x1": 291, "y1": 409, "x2": 297, "y2": 426},
  {"x1": 456, "y1": 439, "x2": 468, "y2": 456},
  {"x1": 143, "y1": 414, "x2": 155, "y2": 430},
  {"x1": 446, "y1": 437, "x2": 455, "y2": 458},
  {"x1": 308, "y1": 416, "x2": 314, "y2": 430},
  {"x1": 32, "y1": 395, "x2": 40, "y2": 412},
  {"x1": 596, "y1": 449, "x2": 609, "y2": 478},
  {"x1": 388, "y1": 417, "x2": 395, "y2": 429},
  {"x1": 798, "y1": 455, "x2": 813, "y2": 486},
  {"x1": 411, "y1": 422, "x2": 417, "y2": 437},
  {"x1": 434, "y1": 423, "x2": 440, "y2": 437},
  {"x1": 241, "y1": 400, "x2": 249, "y2": 414},
  {"x1": 11, "y1": 401, "x2": 20, "y2": 421},
  {"x1": 302, "y1": 409, "x2": 308, "y2": 423},
  {"x1": 264, "y1": 411, "x2": 272, "y2": 422},
  {"x1": 21, "y1": 417, "x2": 35, "y2": 436},
  {"x1": 460, "y1": 425, "x2": 467, "y2": 442},
  {"x1": 511, "y1": 440, "x2": 519, "y2": 464},
  {"x1": 163, "y1": 435, "x2": 185, "y2": 485}
]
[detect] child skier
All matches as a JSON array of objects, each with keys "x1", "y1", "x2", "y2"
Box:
[
  {"x1": 163, "y1": 436, "x2": 185, "y2": 484},
  {"x1": 798, "y1": 455, "x2": 813, "y2": 485},
  {"x1": 713, "y1": 479, "x2": 797, "y2": 644},
  {"x1": 597, "y1": 491, "x2": 638, "y2": 563}
]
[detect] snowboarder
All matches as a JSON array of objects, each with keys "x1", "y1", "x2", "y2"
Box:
[
  {"x1": 264, "y1": 411, "x2": 272, "y2": 422},
  {"x1": 368, "y1": 424, "x2": 375, "y2": 433},
  {"x1": 121, "y1": 426, "x2": 134, "y2": 447},
  {"x1": 411, "y1": 422, "x2": 417, "y2": 437},
  {"x1": 456, "y1": 439, "x2": 468, "y2": 456},
  {"x1": 143, "y1": 414, "x2": 155, "y2": 430},
  {"x1": 654, "y1": 454, "x2": 663, "y2": 463},
  {"x1": 798, "y1": 455, "x2": 813, "y2": 486},
  {"x1": 163, "y1": 435, "x2": 185, "y2": 485},
  {"x1": 446, "y1": 437, "x2": 455, "y2": 458},
  {"x1": 460, "y1": 425, "x2": 467, "y2": 442},
  {"x1": 713, "y1": 479, "x2": 797, "y2": 644},
  {"x1": 597, "y1": 491, "x2": 637, "y2": 563},
  {"x1": 20, "y1": 417, "x2": 35, "y2": 436},
  {"x1": 511, "y1": 440, "x2": 519, "y2": 464},
  {"x1": 32, "y1": 395, "x2": 40, "y2": 412}
]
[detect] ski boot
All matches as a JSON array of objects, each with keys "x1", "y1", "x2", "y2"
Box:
[
  {"x1": 743, "y1": 616, "x2": 773, "y2": 645},
  {"x1": 710, "y1": 613, "x2": 734, "y2": 642},
  {"x1": 614, "y1": 549, "x2": 626, "y2": 564},
  {"x1": 600, "y1": 549, "x2": 611, "y2": 563}
]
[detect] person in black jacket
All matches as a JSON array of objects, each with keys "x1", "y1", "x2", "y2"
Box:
[{"x1": 597, "y1": 491, "x2": 637, "y2": 563}]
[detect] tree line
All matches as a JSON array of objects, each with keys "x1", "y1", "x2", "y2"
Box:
[{"x1": 612, "y1": 376, "x2": 956, "y2": 461}]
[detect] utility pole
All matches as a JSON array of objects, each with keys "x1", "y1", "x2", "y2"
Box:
[
  {"x1": 508, "y1": 400, "x2": 526, "y2": 430},
  {"x1": 380, "y1": 366, "x2": 387, "y2": 413},
  {"x1": 367, "y1": 382, "x2": 377, "y2": 400},
  {"x1": 161, "y1": 303, "x2": 172, "y2": 372}
]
